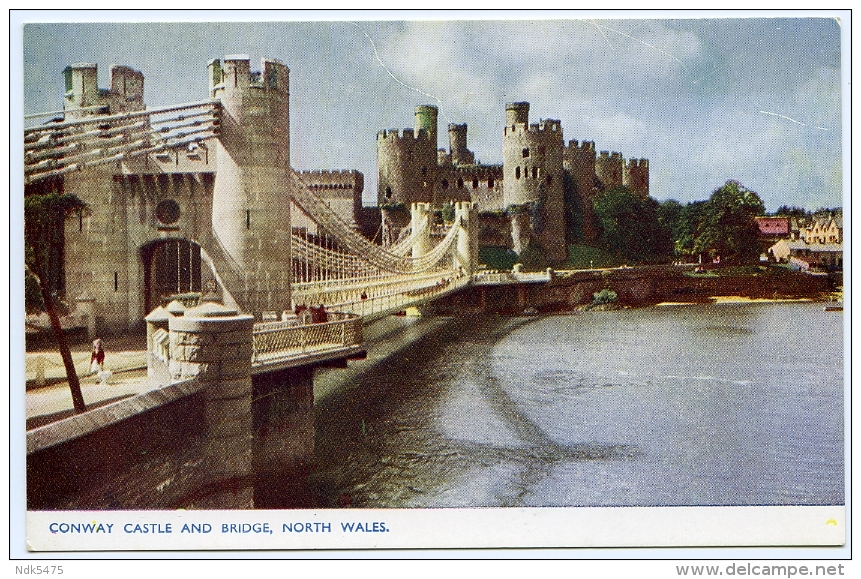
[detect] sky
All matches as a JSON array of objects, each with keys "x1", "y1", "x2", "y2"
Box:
[{"x1": 18, "y1": 12, "x2": 847, "y2": 212}]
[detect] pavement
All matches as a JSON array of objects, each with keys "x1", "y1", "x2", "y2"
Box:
[{"x1": 24, "y1": 333, "x2": 153, "y2": 425}]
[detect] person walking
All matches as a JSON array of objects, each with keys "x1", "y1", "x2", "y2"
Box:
[{"x1": 90, "y1": 339, "x2": 105, "y2": 375}]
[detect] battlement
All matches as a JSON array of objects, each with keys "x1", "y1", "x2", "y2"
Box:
[
  {"x1": 566, "y1": 140, "x2": 596, "y2": 152},
  {"x1": 598, "y1": 151, "x2": 624, "y2": 160},
  {"x1": 63, "y1": 62, "x2": 145, "y2": 115},
  {"x1": 209, "y1": 55, "x2": 289, "y2": 97},
  {"x1": 376, "y1": 128, "x2": 432, "y2": 142},
  {"x1": 626, "y1": 158, "x2": 649, "y2": 168}
]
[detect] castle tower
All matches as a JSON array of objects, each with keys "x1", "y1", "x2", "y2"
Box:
[
  {"x1": 595, "y1": 151, "x2": 624, "y2": 191},
  {"x1": 563, "y1": 140, "x2": 599, "y2": 242},
  {"x1": 58, "y1": 63, "x2": 151, "y2": 334},
  {"x1": 62, "y1": 63, "x2": 100, "y2": 117},
  {"x1": 414, "y1": 105, "x2": 438, "y2": 150},
  {"x1": 108, "y1": 65, "x2": 145, "y2": 114},
  {"x1": 623, "y1": 159, "x2": 650, "y2": 198},
  {"x1": 209, "y1": 55, "x2": 292, "y2": 316},
  {"x1": 502, "y1": 102, "x2": 567, "y2": 262},
  {"x1": 377, "y1": 105, "x2": 438, "y2": 205},
  {"x1": 448, "y1": 123, "x2": 475, "y2": 166}
]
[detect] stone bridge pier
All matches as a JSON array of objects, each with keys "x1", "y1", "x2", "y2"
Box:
[
  {"x1": 169, "y1": 302, "x2": 255, "y2": 508},
  {"x1": 169, "y1": 301, "x2": 319, "y2": 508}
]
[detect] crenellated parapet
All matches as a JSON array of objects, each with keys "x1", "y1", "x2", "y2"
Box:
[
  {"x1": 295, "y1": 169, "x2": 365, "y2": 232},
  {"x1": 63, "y1": 62, "x2": 146, "y2": 118},
  {"x1": 297, "y1": 169, "x2": 364, "y2": 194},
  {"x1": 376, "y1": 128, "x2": 435, "y2": 143}
]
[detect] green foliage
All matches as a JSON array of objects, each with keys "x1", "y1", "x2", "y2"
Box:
[
  {"x1": 379, "y1": 202, "x2": 409, "y2": 215},
  {"x1": 440, "y1": 202, "x2": 455, "y2": 224},
  {"x1": 565, "y1": 244, "x2": 622, "y2": 269},
  {"x1": 518, "y1": 240, "x2": 549, "y2": 272},
  {"x1": 672, "y1": 200, "x2": 709, "y2": 259},
  {"x1": 24, "y1": 193, "x2": 86, "y2": 296},
  {"x1": 479, "y1": 246, "x2": 518, "y2": 270},
  {"x1": 696, "y1": 180, "x2": 765, "y2": 264},
  {"x1": 25, "y1": 270, "x2": 44, "y2": 313},
  {"x1": 506, "y1": 203, "x2": 529, "y2": 215},
  {"x1": 775, "y1": 205, "x2": 810, "y2": 221},
  {"x1": 592, "y1": 288, "x2": 618, "y2": 305},
  {"x1": 592, "y1": 186, "x2": 672, "y2": 263}
]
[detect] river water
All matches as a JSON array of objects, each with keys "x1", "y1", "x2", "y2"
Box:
[{"x1": 310, "y1": 302, "x2": 844, "y2": 508}]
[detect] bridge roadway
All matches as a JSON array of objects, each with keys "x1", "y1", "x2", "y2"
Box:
[{"x1": 25, "y1": 268, "x2": 555, "y2": 426}]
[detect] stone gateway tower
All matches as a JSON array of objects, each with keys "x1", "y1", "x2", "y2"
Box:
[{"x1": 209, "y1": 56, "x2": 293, "y2": 316}]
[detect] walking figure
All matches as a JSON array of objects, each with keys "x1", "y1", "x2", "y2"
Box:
[{"x1": 90, "y1": 339, "x2": 105, "y2": 375}]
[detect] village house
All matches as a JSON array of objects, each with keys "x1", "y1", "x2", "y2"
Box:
[{"x1": 769, "y1": 215, "x2": 843, "y2": 271}]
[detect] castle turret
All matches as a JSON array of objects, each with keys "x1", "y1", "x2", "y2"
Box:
[
  {"x1": 210, "y1": 55, "x2": 292, "y2": 316},
  {"x1": 448, "y1": 123, "x2": 475, "y2": 166},
  {"x1": 623, "y1": 158, "x2": 649, "y2": 198},
  {"x1": 108, "y1": 65, "x2": 145, "y2": 114},
  {"x1": 63, "y1": 63, "x2": 101, "y2": 116},
  {"x1": 502, "y1": 102, "x2": 567, "y2": 262},
  {"x1": 595, "y1": 151, "x2": 624, "y2": 191},
  {"x1": 62, "y1": 63, "x2": 146, "y2": 118},
  {"x1": 414, "y1": 105, "x2": 438, "y2": 149},
  {"x1": 505, "y1": 102, "x2": 530, "y2": 127},
  {"x1": 377, "y1": 105, "x2": 439, "y2": 205}
]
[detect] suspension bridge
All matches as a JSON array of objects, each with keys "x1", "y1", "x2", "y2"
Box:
[{"x1": 24, "y1": 57, "x2": 550, "y2": 375}]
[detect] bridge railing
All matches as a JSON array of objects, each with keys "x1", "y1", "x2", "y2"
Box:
[
  {"x1": 147, "y1": 310, "x2": 362, "y2": 375},
  {"x1": 325, "y1": 272, "x2": 471, "y2": 318},
  {"x1": 251, "y1": 312, "x2": 362, "y2": 366}
]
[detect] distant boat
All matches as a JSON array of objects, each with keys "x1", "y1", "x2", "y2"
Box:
[{"x1": 824, "y1": 304, "x2": 843, "y2": 312}]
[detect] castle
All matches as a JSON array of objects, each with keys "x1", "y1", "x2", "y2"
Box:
[{"x1": 376, "y1": 102, "x2": 649, "y2": 261}]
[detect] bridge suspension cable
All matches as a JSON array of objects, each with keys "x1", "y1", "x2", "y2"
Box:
[
  {"x1": 290, "y1": 172, "x2": 460, "y2": 274},
  {"x1": 24, "y1": 100, "x2": 220, "y2": 185}
]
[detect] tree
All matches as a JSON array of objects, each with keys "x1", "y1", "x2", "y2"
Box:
[
  {"x1": 671, "y1": 200, "x2": 709, "y2": 260},
  {"x1": 592, "y1": 186, "x2": 672, "y2": 263},
  {"x1": 697, "y1": 180, "x2": 765, "y2": 264},
  {"x1": 24, "y1": 192, "x2": 88, "y2": 413},
  {"x1": 775, "y1": 205, "x2": 810, "y2": 221}
]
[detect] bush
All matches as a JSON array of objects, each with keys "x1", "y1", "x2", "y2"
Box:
[
  {"x1": 519, "y1": 241, "x2": 549, "y2": 271},
  {"x1": 592, "y1": 288, "x2": 618, "y2": 305},
  {"x1": 25, "y1": 270, "x2": 44, "y2": 313}
]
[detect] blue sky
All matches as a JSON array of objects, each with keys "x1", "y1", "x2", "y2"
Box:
[{"x1": 19, "y1": 12, "x2": 846, "y2": 211}]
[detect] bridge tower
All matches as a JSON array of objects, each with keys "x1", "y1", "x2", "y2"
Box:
[
  {"x1": 209, "y1": 55, "x2": 292, "y2": 317},
  {"x1": 410, "y1": 202, "x2": 432, "y2": 259},
  {"x1": 454, "y1": 201, "x2": 478, "y2": 275}
]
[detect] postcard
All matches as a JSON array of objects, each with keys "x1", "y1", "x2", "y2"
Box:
[{"x1": 15, "y1": 11, "x2": 849, "y2": 557}]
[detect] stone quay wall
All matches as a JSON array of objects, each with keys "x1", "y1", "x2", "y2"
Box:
[{"x1": 27, "y1": 302, "x2": 316, "y2": 510}]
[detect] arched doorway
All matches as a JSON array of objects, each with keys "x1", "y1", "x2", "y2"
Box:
[{"x1": 142, "y1": 238, "x2": 202, "y2": 313}]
